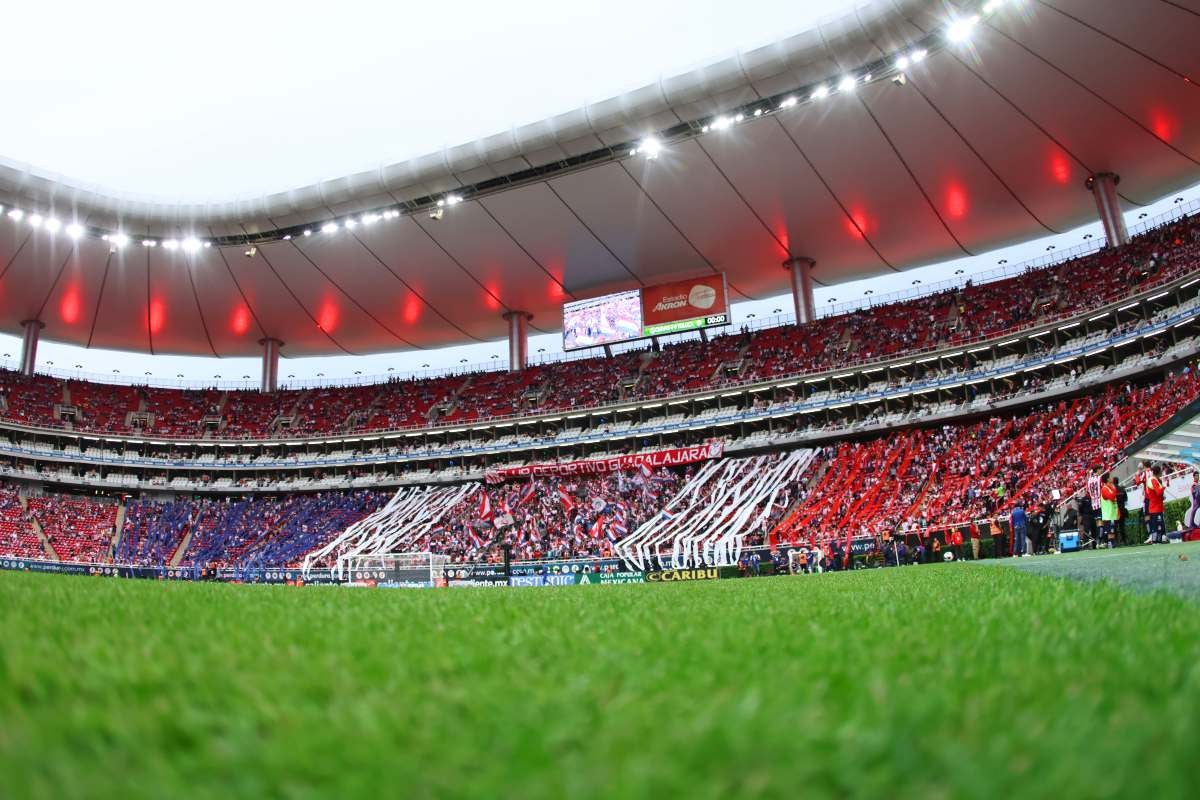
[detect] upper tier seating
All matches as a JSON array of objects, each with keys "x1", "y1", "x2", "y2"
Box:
[{"x1": 0, "y1": 213, "x2": 1196, "y2": 441}]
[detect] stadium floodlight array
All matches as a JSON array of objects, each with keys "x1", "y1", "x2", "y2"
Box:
[
  {"x1": 303, "y1": 483, "x2": 476, "y2": 579},
  {"x1": 618, "y1": 449, "x2": 815, "y2": 571},
  {"x1": 342, "y1": 552, "x2": 451, "y2": 589}
]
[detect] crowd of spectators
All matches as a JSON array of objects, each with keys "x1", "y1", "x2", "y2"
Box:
[
  {"x1": 0, "y1": 214, "x2": 1196, "y2": 441},
  {"x1": 24, "y1": 494, "x2": 117, "y2": 563},
  {"x1": 773, "y1": 369, "x2": 1200, "y2": 547},
  {"x1": 412, "y1": 469, "x2": 685, "y2": 564},
  {"x1": 0, "y1": 488, "x2": 43, "y2": 559},
  {"x1": 0, "y1": 365, "x2": 1196, "y2": 569}
]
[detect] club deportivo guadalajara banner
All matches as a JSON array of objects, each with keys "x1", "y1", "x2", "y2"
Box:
[
  {"x1": 484, "y1": 441, "x2": 724, "y2": 484},
  {"x1": 640, "y1": 274, "x2": 730, "y2": 337}
]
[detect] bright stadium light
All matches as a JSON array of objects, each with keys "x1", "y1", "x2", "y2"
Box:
[
  {"x1": 303, "y1": 229, "x2": 312, "y2": 236},
  {"x1": 445, "y1": 194, "x2": 462, "y2": 206},
  {"x1": 711, "y1": 115, "x2": 734, "y2": 131},
  {"x1": 638, "y1": 136, "x2": 663, "y2": 159},
  {"x1": 110, "y1": 233, "x2": 130, "y2": 248},
  {"x1": 911, "y1": 48, "x2": 927, "y2": 62},
  {"x1": 28, "y1": 213, "x2": 43, "y2": 228},
  {"x1": 142, "y1": 239, "x2": 157, "y2": 247},
  {"x1": 811, "y1": 85, "x2": 830, "y2": 100},
  {"x1": 983, "y1": 0, "x2": 1005, "y2": 13},
  {"x1": 7, "y1": 208, "x2": 23, "y2": 221},
  {"x1": 344, "y1": 218, "x2": 358, "y2": 229},
  {"x1": 779, "y1": 96, "x2": 798, "y2": 109},
  {"x1": 181, "y1": 237, "x2": 201, "y2": 253},
  {"x1": 44, "y1": 217, "x2": 62, "y2": 233},
  {"x1": 162, "y1": 239, "x2": 179, "y2": 250},
  {"x1": 946, "y1": 15, "x2": 979, "y2": 43},
  {"x1": 321, "y1": 222, "x2": 338, "y2": 233},
  {"x1": 66, "y1": 223, "x2": 84, "y2": 239},
  {"x1": 895, "y1": 55, "x2": 910, "y2": 71},
  {"x1": 837, "y1": 75, "x2": 857, "y2": 93},
  {"x1": 362, "y1": 213, "x2": 380, "y2": 224}
]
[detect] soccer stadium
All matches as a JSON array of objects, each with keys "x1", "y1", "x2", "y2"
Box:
[{"x1": 2, "y1": 0, "x2": 1200, "y2": 795}]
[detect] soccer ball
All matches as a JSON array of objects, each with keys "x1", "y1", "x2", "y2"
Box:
[{"x1": 942, "y1": 551, "x2": 955, "y2": 562}]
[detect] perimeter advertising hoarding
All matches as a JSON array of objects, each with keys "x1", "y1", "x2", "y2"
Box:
[
  {"x1": 640, "y1": 274, "x2": 729, "y2": 337},
  {"x1": 562, "y1": 275, "x2": 729, "y2": 351}
]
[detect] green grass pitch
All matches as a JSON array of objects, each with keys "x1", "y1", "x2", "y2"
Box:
[{"x1": 2, "y1": 548, "x2": 1200, "y2": 799}]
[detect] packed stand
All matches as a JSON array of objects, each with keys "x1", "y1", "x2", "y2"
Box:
[
  {"x1": 24, "y1": 494, "x2": 117, "y2": 563},
  {"x1": 0, "y1": 488, "x2": 41, "y2": 559}
]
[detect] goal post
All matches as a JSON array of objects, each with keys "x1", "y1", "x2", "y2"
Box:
[{"x1": 341, "y1": 552, "x2": 451, "y2": 588}]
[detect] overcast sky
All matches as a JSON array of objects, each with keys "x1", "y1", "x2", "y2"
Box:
[
  {"x1": 2, "y1": 1, "x2": 1198, "y2": 385},
  {"x1": 2, "y1": 0, "x2": 858, "y2": 200}
]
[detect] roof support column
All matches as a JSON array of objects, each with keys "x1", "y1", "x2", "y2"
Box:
[
  {"x1": 503, "y1": 311, "x2": 531, "y2": 372},
  {"x1": 259, "y1": 337, "x2": 282, "y2": 393},
  {"x1": 783, "y1": 257, "x2": 816, "y2": 325},
  {"x1": 1086, "y1": 173, "x2": 1129, "y2": 248},
  {"x1": 19, "y1": 320, "x2": 44, "y2": 377}
]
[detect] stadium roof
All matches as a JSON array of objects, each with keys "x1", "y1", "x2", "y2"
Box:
[
  {"x1": 0, "y1": 0, "x2": 1198, "y2": 358},
  {"x1": 1128, "y1": 397, "x2": 1200, "y2": 469}
]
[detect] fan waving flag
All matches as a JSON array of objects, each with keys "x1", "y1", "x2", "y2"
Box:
[
  {"x1": 558, "y1": 485, "x2": 577, "y2": 513},
  {"x1": 589, "y1": 516, "x2": 605, "y2": 539},
  {"x1": 517, "y1": 479, "x2": 536, "y2": 508},
  {"x1": 478, "y1": 490, "x2": 494, "y2": 521}
]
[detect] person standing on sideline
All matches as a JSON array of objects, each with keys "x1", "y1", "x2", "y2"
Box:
[
  {"x1": 991, "y1": 518, "x2": 1007, "y2": 559},
  {"x1": 1086, "y1": 466, "x2": 1104, "y2": 526},
  {"x1": 1011, "y1": 500, "x2": 1028, "y2": 557},
  {"x1": 1100, "y1": 473, "x2": 1119, "y2": 549},
  {"x1": 1145, "y1": 466, "x2": 1167, "y2": 544},
  {"x1": 969, "y1": 521, "x2": 981, "y2": 561},
  {"x1": 949, "y1": 527, "x2": 964, "y2": 561},
  {"x1": 1115, "y1": 479, "x2": 1129, "y2": 546}
]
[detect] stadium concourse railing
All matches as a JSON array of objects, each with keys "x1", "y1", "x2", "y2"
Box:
[
  {"x1": 1, "y1": 260, "x2": 1199, "y2": 453},
  {"x1": 0, "y1": 307, "x2": 1196, "y2": 482},
  {"x1": 1, "y1": 199, "x2": 1196, "y2": 396}
]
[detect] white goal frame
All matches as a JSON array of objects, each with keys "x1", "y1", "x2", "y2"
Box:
[{"x1": 342, "y1": 551, "x2": 450, "y2": 588}]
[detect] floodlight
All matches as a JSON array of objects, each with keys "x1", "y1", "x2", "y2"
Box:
[
  {"x1": 638, "y1": 137, "x2": 663, "y2": 159},
  {"x1": 946, "y1": 15, "x2": 978, "y2": 43}
]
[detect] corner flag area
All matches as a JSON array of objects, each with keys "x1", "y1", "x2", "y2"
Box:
[{"x1": 2, "y1": 558, "x2": 1198, "y2": 798}]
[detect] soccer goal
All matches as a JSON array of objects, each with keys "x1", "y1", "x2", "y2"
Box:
[{"x1": 342, "y1": 552, "x2": 450, "y2": 588}]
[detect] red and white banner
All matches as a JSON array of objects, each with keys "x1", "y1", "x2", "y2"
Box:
[
  {"x1": 484, "y1": 442, "x2": 725, "y2": 484},
  {"x1": 640, "y1": 274, "x2": 729, "y2": 331}
]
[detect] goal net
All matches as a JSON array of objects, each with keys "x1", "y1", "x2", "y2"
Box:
[{"x1": 342, "y1": 552, "x2": 450, "y2": 588}]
